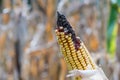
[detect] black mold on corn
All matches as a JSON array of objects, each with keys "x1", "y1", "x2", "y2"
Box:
[{"x1": 57, "y1": 12, "x2": 80, "y2": 50}]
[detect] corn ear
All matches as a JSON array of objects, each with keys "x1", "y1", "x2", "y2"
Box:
[{"x1": 55, "y1": 12, "x2": 97, "y2": 80}]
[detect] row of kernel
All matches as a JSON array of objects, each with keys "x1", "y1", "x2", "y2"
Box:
[
  {"x1": 64, "y1": 42, "x2": 76, "y2": 69},
  {"x1": 64, "y1": 57, "x2": 74, "y2": 69},
  {"x1": 65, "y1": 34, "x2": 78, "y2": 69},
  {"x1": 66, "y1": 34, "x2": 81, "y2": 69},
  {"x1": 76, "y1": 51, "x2": 86, "y2": 70},
  {"x1": 80, "y1": 42, "x2": 96, "y2": 69},
  {"x1": 79, "y1": 45, "x2": 90, "y2": 68},
  {"x1": 59, "y1": 32, "x2": 76, "y2": 69}
]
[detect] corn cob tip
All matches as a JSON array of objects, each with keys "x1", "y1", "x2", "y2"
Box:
[{"x1": 56, "y1": 12, "x2": 81, "y2": 50}]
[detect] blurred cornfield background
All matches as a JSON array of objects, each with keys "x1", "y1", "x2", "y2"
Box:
[{"x1": 0, "y1": 0, "x2": 120, "y2": 80}]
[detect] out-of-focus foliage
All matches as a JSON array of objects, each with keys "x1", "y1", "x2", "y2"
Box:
[
  {"x1": 107, "y1": 0, "x2": 120, "y2": 56},
  {"x1": 0, "y1": 0, "x2": 3, "y2": 12}
]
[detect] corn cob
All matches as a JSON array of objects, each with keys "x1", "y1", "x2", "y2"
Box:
[{"x1": 55, "y1": 12, "x2": 97, "y2": 80}]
